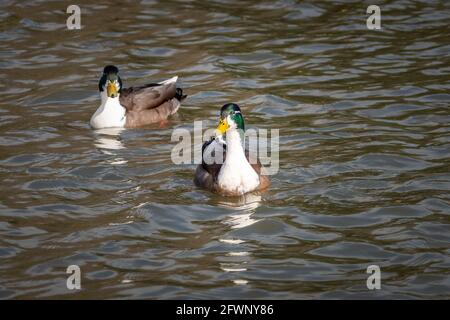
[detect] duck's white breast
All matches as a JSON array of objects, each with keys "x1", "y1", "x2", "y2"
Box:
[{"x1": 90, "y1": 98, "x2": 126, "y2": 129}]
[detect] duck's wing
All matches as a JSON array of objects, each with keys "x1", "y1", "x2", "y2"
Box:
[
  {"x1": 245, "y1": 150, "x2": 270, "y2": 190},
  {"x1": 194, "y1": 165, "x2": 216, "y2": 191},
  {"x1": 120, "y1": 76, "x2": 183, "y2": 112},
  {"x1": 124, "y1": 98, "x2": 181, "y2": 127},
  {"x1": 194, "y1": 138, "x2": 225, "y2": 191},
  {"x1": 245, "y1": 149, "x2": 261, "y2": 175},
  {"x1": 200, "y1": 137, "x2": 226, "y2": 181}
]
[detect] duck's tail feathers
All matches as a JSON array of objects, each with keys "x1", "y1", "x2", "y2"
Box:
[
  {"x1": 175, "y1": 88, "x2": 187, "y2": 102},
  {"x1": 157, "y1": 76, "x2": 186, "y2": 101},
  {"x1": 159, "y1": 76, "x2": 178, "y2": 85}
]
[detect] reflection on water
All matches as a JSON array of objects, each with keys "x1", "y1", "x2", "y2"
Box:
[
  {"x1": 95, "y1": 137, "x2": 125, "y2": 152},
  {"x1": 218, "y1": 194, "x2": 262, "y2": 283},
  {"x1": 223, "y1": 213, "x2": 259, "y2": 230},
  {"x1": 0, "y1": 0, "x2": 449, "y2": 299},
  {"x1": 220, "y1": 194, "x2": 262, "y2": 229},
  {"x1": 93, "y1": 128, "x2": 127, "y2": 165},
  {"x1": 94, "y1": 128, "x2": 125, "y2": 151}
]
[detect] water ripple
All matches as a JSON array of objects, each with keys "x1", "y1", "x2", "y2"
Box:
[{"x1": 0, "y1": 0, "x2": 449, "y2": 299}]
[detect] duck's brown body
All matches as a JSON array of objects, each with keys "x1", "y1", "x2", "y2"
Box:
[{"x1": 120, "y1": 78, "x2": 185, "y2": 128}]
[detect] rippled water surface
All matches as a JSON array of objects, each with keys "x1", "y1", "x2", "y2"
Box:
[{"x1": 0, "y1": 0, "x2": 449, "y2": 299}]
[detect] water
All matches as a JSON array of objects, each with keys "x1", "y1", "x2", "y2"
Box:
[{"x1": 0, "y1": 0, "x2": 449, "y2": 299}]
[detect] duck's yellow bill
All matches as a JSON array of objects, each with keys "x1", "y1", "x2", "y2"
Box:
[
  {"x1": 107, "y1": 81, "x2": 118, "y2": 98},
  {"x1": 216, "y1": 118, "x2": 229, "y2": 135}
]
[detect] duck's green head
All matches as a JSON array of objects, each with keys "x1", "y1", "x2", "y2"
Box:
[
  {"x1": 99, "y1": 65, "x2": 122, "y2": 98},
  {"x1": 216, "y1": 103, "x2": 245, "y2": 134}
]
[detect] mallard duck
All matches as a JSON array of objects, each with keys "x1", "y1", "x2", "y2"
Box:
[
  {"x1": 90, "y1": 65, "x2": 186, "y2": 129},
  {"x1": 194, "y1": 103, "x2": 270, "y2": 196}
]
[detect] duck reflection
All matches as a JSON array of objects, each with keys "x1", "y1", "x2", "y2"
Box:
[
  {"x1": 217, "y1": 193, "x2": 262, "y2": 285},
  {"x1": 219, "y1": 193, "x2": 261, "y2": 229},
  {"x1": 93, "y1": 127, "x2": 127, "y2": 164}
]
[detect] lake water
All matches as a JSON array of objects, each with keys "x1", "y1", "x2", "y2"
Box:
[{"x1": 0, "y1": 0, "x2": 449, "y2": 299}]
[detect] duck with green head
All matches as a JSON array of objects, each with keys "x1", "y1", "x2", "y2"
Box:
[{"x1": 194, "y1": 103, "x2": 270, "y2": 196}]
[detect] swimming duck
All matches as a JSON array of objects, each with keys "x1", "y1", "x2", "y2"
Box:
[
  {"x1": 194, "y1": 103, "x2": 270, "y2": 196},
  {"x1": 90, "y1": 65, "x2": 186, "y2": 129}
]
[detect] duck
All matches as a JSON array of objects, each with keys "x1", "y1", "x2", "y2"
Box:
[
  {"x1": 194, "y1": 103, "x2": 270, "y2": 196},
  {"x1": 90, "y1": 65, "x2": 186, "y2": 129}
]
